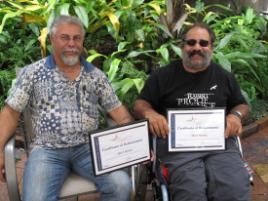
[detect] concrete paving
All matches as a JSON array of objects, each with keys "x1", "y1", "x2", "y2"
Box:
[{"x1": 1, "y1": 123, "x2": 268, "y2": 201}]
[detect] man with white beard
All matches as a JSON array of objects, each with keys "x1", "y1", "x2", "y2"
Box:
[
  {"x1": 0, "y1": 15, "x2": 133, "y2": 201},
  {"x1": 134, "y1": 23, "x2": 250, "y2": 201}
]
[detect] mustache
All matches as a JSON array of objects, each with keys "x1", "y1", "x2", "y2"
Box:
[
  {"x1": 62, "y1": 48, "x2": 80, "y2": 54},
  {"x1": 188, "y1": 50, "x2": 205, "y2": 58}
]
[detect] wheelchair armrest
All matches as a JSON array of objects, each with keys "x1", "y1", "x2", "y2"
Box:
[{"x1": 4, "y1": 137, "x2": 21, "y2": 201}]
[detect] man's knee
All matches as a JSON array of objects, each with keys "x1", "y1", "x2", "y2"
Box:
[
  {"x1": 168, "y1": 164, "x2": 207, "y2": 201},
  {"x1": 169, "y1": 181, "x2": 207, "y2": 201},
  {"x1": 208, "y1": 172, "x2": 250, "y2": 201},
  {"x1": 108, "y1": 170, "x2": 131, "y2": 192},
  {"x1": 97, "y1": 170, "x2": 131, "y2": 200}
]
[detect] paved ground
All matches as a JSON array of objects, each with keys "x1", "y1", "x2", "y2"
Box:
[{"x1": 1, "y1": 125, "x2": 268, "y2": 201}]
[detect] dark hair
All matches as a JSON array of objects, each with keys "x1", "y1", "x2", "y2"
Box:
[{"x1": 182, "y1": 23, "x2": 215, "y2": 45}]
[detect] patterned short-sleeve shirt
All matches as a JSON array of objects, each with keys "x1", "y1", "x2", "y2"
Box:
[{"x1": 6, "y1": 55, "x2": 121, "y2": 148}]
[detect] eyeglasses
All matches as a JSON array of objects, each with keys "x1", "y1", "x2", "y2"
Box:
[
  {"x1": 184, "y1": 39, "x2": 210, "y2": 47},
  {"x1": 56, "y1": 34, "x2": 83, "y2": 43}
]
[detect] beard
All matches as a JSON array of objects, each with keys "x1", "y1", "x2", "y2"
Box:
[
  {"x1": 61, "y1": 48, "x2": 80, "y2": 66},
  {"x1": 182, "y1": 50, "x2": 212, "y2": 70}
]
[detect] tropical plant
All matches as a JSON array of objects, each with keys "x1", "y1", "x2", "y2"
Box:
[
  {"x1": 1, "y1": 0, "x2": 268, "y2": 109},
  {"x1": 210, "y1": 8, "x2": 268, "y2": 101},
  {"x1": 0, "y1": 70, "x2": 15, "y2": 108}
]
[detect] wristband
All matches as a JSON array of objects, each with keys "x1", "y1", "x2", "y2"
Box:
[{"x1": 230, "y1": 111, "x2": 243, "y2": 120}]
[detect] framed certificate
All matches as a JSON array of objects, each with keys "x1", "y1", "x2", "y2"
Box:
[
  {"x1": 168, "y1": 108, "x2": 225, "y2": 152},
  {"x1": 90, "y1": 120, "x2": 150, "y2": 175}
]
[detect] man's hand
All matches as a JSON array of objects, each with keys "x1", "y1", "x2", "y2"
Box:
[
  {"x1": 144, "y1": 110, "x2": 169, "y2": 139},
  {"x1": 225, "y1": 114, "x2": 242, "y2": 138},
  {"x1": 0, "y1": 151, "x2": 5, "y2": 182},
  {"x1": 134, "y1": 99, "x2": 169, "y2": 138}
]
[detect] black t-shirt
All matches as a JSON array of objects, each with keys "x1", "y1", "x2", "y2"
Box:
[{"x1": 138, "y1": 60, "x2": 247, "y2": 116}]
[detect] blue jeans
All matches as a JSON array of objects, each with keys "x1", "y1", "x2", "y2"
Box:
[{"x1": 22, "y1": 144, "x2": 131, "y2": 201}]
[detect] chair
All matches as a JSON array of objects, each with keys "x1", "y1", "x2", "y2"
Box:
[
  {"x1": 149, "y1": 136, "x2": 253, "y2": 201},
  {"x1": 4, "y1": 106, "x2": 148, "y2": 201}
]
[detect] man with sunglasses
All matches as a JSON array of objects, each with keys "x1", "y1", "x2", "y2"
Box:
[
  {"x1": 0, "y1": 15, "x2": 133, "y2": 201},
  {"x1": 134, "y1": 23, "x2": 250, "y2": 201}
]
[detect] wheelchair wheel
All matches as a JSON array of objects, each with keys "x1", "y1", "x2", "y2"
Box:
[{"x1": 152, "y1": 179, "x2": 169, "y2": 201}]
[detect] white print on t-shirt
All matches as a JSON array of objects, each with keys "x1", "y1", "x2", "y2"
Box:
[
  {"x1": 210, "y1": 85, "x2": 218, "y2": 90},
  {"x1": 177, "y1": 93, "x2": 216, "y2": 108}
]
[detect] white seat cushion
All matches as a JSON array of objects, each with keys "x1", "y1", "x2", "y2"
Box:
[{"x1": 59, "y1": 173, "x2": 97, "y2": 198}]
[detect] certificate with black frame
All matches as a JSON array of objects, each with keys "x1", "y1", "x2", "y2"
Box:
[
  {"x1": 90, "y1": 120, "x2": 150, "y2": 176},
  {"x1": 168, "y1": 108, "x2": 225, "y2": 152}
]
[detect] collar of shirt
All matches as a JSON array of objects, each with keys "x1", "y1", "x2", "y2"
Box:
[{"x1": 44, "y1": 55, "x2": 94, "y2": 73}]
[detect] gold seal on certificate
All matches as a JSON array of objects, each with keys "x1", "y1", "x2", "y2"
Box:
[
  {"x1": 90, "y1": 120, "x2": 150, "y2": 175},
  {"x1": 168, "y1": 108, "x2": 225, "y2": 152}
]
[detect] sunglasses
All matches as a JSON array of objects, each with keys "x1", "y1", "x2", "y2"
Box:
[{"x1": 184, "y1": 39, "x2": 210, "y2": 47}]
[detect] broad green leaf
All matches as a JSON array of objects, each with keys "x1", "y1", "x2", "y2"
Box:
[
  {"x1": 135, "y1": 29, "x2": 145, "y2": 41},
  {"x1": 225, "y1": 52, "x2": 267, "y2": 60},
  {"x1": 184, "y1": 3, "x2": 197, "y2": 14},
  {"x1": 148, "y1": 2, "x2": 161, "y2": 15},
  {"x1": 132, "y1": 78, "x2": 144, "y2": 93},
  {"x1": 203, "y1": 11, "x2": 218, "y2": 24},
  {"x1": 155, "y1": 24, "x2": 173, "y2": 38},
  {"x1": 6, "y1": 0, "x2": 23, "y2": 9},
  {"x1": 25, "y1": 39, "x2": 37, "y2": 51},
  {"x1": 215, "y1": 33, "x2": 233, "y2": 50},
  {"x1": 17, "y1": 0, "x2": 35, "y2": 2},
  {"x1": 214, "y1": 52, "x2": 231, "y2": 72},
  {"x1": 127, "y1": 50, "x2": 154, "y2": 58},
  {"x1": 170, "y1": 44, "x2": 182, "y2": 57},
  {"x1": 238, "y1": 19, "x2": 244, "y2": 26},
  {"x1": 195, "y1": 0, "x2": 205, "y2": 13},
  {"x1": 118, "y1": 42, "x2": 129, "y2": 51},
  {"x1": 74, "y1": 6, "x2": 89, "y2": 28},
  {"x1": 46, "y1": 0, "x2": 57, "y2": 14},
  {"x1": 29, "y1": 24, "x2": 40, "y2": 37},
  {"x1": 235, "y1": 36, "x2": 250, "y2": 50},
  {"x1": 233, "y1": 59, "x2": 260, "y2": 82},
  {"x1": 87, "y1": 50, "x2": 106, "y2": 62},
  {"x1": 104, "y1": 11, "x2": 120, "y2": 33},
  {"x1": 22, "y1": 14, "x2": 45, "y2": 24},
  {"x1": 108, "y1": 58, "x2": 121, "y2": 82},
  {"x1": 119, "y1": 78, "x2": 134, "y2": 94},
  {"x1": 245, "y1": 8, "x2": 254, "y2": 24},
  {"x1": 158, "y1": 46, "x2": 169, "y2": 62},
  {"x1": 0, "y1": 11, "x2": 23, "y2": 33},
  {"x1": 24, "y1": 5, "x2": 44, "y2": 11},
  {"x1": 47, "y1": 10, "x2": 56, "y2": 31},
  {"x1": 59, "y1": 3, "x2": 70, "y2": 15},
  {"x1": 205, "y1": 4, "x2": 233, "y2": 13}
]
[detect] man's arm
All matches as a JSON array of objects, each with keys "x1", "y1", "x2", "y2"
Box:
[
  {"x1": 0, "y1": 105, "x2": 21, "y2": 182},
  {"x1": 225, "y1": 104, "x2": 249, "y2": 138},
  {"x1": 134, "y1": 99, "x2": 169, "y2": 139},
  {"x1": 108, "y1": 105, "x2": 134, "y2": 125}
]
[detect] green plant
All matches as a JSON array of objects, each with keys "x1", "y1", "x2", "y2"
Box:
[
  {"x1": 1, "y1": 0, "x2": 268, "y2": 110},
  {"x1": 249, "y1": 99, "x2": 268, "y2": 122},
  {"x1": 0, "y1": 70, "x2": 15, "y2": 109},
  {"x1": 211, "y1": 7, "x2": 268, "y2": 101}
]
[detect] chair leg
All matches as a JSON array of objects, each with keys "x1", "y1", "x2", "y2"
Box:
[{"x1": 133, "y1": 165, "x2": 149, "y2": 201}]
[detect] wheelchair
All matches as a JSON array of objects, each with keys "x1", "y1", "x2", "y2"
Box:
[{"x1": 149, "y1": 136, "x2": 254, "y2": 201}]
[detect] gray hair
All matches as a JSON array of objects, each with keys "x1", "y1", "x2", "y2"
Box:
[{"x1": 49, "y1": 15, "x2": 85, "y2": 36}]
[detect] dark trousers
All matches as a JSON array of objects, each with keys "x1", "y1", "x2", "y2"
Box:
[{"x1": 156, "y1": 137, "x2": 250, "y2": 201}]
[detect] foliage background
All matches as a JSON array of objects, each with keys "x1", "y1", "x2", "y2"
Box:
[{"x1": 0, "y1": 0, "x2": 268, "y2": 120}]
